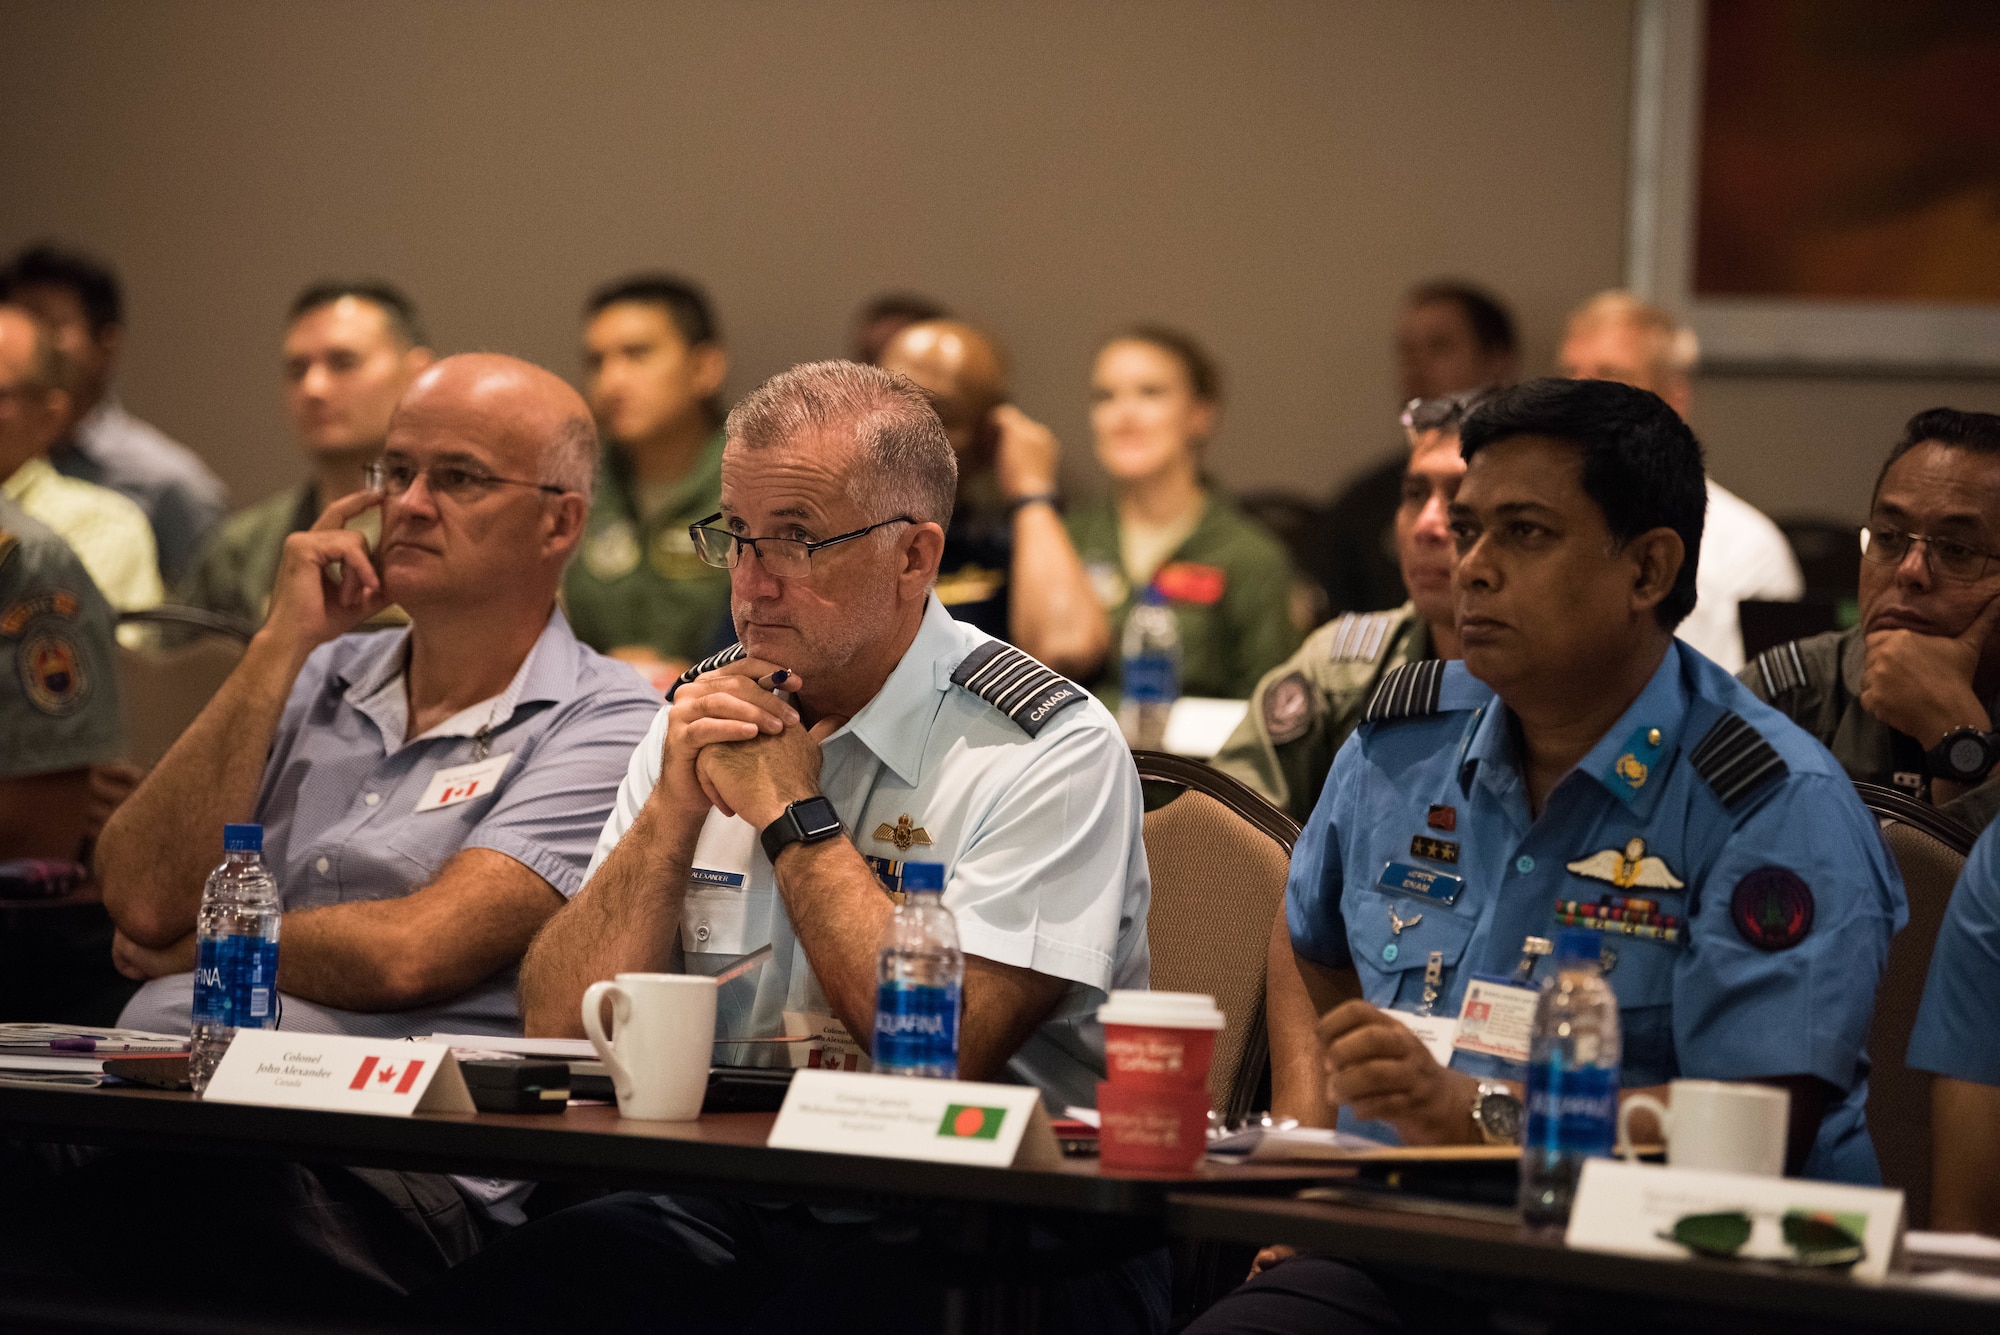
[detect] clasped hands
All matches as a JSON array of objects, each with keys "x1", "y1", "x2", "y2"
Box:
[{"x1": 658, "y1": 656, "x2": 846, "y2": 831}]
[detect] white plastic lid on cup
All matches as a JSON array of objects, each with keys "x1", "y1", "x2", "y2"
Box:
[{"x1": 1096, "y1": 990, "x2": 1225, "y2": 1030}]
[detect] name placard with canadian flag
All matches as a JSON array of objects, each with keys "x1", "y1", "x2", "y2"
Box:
[
  {"x1": 767, "y1": 1069, "x2": 1059, "y2": 1169},
  {"x1": 203, "y1": 1030, "x2": 475, "y2": 1116}
]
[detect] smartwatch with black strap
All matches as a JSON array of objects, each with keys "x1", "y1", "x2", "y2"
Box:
[
  {"x1": 761, "y1": 795, "x2": 844, "y2": 864},
  {"x1": 1926, "y1": 726, "x2": 2000, "y2": 785}
]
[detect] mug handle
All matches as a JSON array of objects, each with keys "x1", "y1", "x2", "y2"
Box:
[
  {"x1": 1616, "y1": 1092, "x2": 1670, "y2": 1160},
  {"x1": 582, "y1": 979, "x2": 634, "y2": 1103}
]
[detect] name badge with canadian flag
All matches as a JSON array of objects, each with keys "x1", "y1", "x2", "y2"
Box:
[
  {"x1": 413, "y1": 753, "x2": 514, "y2": 814},
  {"x1": 202, "y1": 1029, "x2": 475, "y2": 1116}
]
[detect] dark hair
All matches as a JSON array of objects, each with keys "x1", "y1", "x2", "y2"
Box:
[
  {"x1": 1106, "y1": 324, "x2": 1222, "y2": 403},
  {"x1": 288, "y1": 280, "x2": 427, "y2": 348},
  {"x1": 1, "y1": 243, "x2": 123, "y2": 334},
  {"x1": 1459, "y1": 377, "x2": 1707, "y2": 630},
  {"x1": 855, "y1": 292, "x2": 949, "y2": 329},
  {"x1": 585, "y1": 274, "x2": 720, "y2": 351},
  {"x1": 1406, "y1": 280, "x2": 1518, "y2": 357},
  {"x1": 1872, "y1": 407, "x2": 2000, "y2": 502}
]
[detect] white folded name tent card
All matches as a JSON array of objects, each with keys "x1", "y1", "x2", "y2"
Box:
[
  {"x1": 767, "y1": 1069, "x2": 1061, "y2": 1169},
  {"x1": 1565, "y1": 1157, "x2": 1904, "y2": 1282},
  {"x1": 203, "y1": 1030, "x2": 474, "y2": 1116}
]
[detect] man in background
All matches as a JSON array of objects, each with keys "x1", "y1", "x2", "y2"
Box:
[
  {"x1": 1213, "y1": 389, "x2": 1483, "y2": 822},
  {"x1": 1311, "y1": 280, "x2": 1518, "y2": 616},
  {"x1": 0, "y1": 305, "x2": 161, "y2": 614},
  {"x1": 877, "y1": 318, "x2": 1108, "y2": 677},
  {"x1": 849, "y1": 291, "x2": 948, "y2": 365},
  {"x1": 563, "y1": 274, "x2": 733, "y2": 688},
  {"x1": 1559, "y1": 289, "x2": 1802, "y2": 672},
  {"x1": 2, "y1": 243, "x2": 227, "y2": 585},
  {"x1": 178, "y1": 282, "x2": 433, "y2": 627}
]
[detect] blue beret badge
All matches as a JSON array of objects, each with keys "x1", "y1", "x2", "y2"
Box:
[{"x1": 1730, "y1": 866, "x2": 1814, "y2": 951}]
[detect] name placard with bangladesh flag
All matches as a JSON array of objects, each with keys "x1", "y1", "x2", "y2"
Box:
[{"x1": 767, "y1": 1070, "x2": 1061, "y2": 1168}]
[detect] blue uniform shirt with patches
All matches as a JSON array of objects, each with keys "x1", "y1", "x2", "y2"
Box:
[
  {"x1": 1908, "y1": 820, "x2": 2000, "y2": 1088},
  {"x1": 1287, "y1": 641, "x2": 1907, "y2": 1183}
]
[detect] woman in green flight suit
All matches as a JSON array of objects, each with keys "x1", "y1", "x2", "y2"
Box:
[{"x1": 1068, "y1": 326, "x2": 1303, "y2": 701}]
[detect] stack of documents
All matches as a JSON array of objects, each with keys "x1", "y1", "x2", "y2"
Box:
[{"x1": 0, "y1": 1023, "x2": 186, "y2": 1087}]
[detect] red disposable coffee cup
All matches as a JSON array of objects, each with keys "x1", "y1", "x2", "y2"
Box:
[
  {"x1": 1096, "y1": 1081, "x2": 1211, "y2": 1172},
  {"x1": 1098, "y1": 990, "x2": 1226, "y2": 1093}
]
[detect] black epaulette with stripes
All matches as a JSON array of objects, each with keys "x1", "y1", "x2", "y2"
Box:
[
  {"x1": 664, "y1": 642, "x2": 747, "y2": 701},
  {"x1": 1361, "y1": 659, "x2": 1446, "y2": 724},
  {"x1": 1752, "y1": 641, "x2": 1809, "y2": 697},
  {"x1": 950, "y1": 641, "x2": 1087, "y2": 738},
  {"x1": 1690, "y1": 710, "x2": 1789, "y2": 809}
]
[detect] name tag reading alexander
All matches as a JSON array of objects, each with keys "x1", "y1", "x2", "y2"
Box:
[
  {"x1": 413, "y1": 753, "x2": 514, "y2": 813},
  {"x1": 203, "y1": 1030, "x2": 475, "y2": 1116},
  {"x1": 1376, "y1": 860, "x2": 1464, "y2": 905}
]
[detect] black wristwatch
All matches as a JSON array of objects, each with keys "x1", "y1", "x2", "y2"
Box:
[
  {"x1": 760, "y1": 795, "x2": 844, "y2": 864},
  {"x1": 1470, "y1": 1081, "x2": 1524, "y2": 1146},
  {"x1": 1926, "y1": 726, "x2": 2000, "y2": 784}
]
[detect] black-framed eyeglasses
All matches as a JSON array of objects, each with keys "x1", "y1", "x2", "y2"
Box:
[
  {"x1": 1859, "y1": 524, "x2": 2000, "y2": 583},
  {"x1": 1660, "y1": 1210, "x2": 1864, "y2": 1269},
  {"x1": 687, "y1": 512, "x2": 916, "y2": 579},
  {"x1": 365, "y1": 458, "x2": 569, "y2": 503}
]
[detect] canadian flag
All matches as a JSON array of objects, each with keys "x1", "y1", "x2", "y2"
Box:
[
  {"x1": 349, "y1": 1055, "x2": 426, "y2": 1094},
  {"x1": 439, "y1": 779, "x2": 482, "y2": 804}
]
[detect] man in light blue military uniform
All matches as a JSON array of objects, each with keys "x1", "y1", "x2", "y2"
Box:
[
  {"x1": 436, "y1": 360, "x2": 1160, "y2": 1334},
  {"x1": 1907, "y1": 825, "x2": 2000, "y2": 1232}
]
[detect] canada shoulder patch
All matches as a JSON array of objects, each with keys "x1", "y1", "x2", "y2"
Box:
[
  {"x1": 1729, "y1": 866, "x2": 1814, "y2": 951},
  {"x1": 1263, "y1": 671, "x2": 1314, "y2": 744}
]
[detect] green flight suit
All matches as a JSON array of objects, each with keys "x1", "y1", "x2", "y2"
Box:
[
  {"x1": 1210, "y1": 603, "x2": 1431, "y2": 823},
  {"x1": 563, "y1": 434, "x2": 732, "y2": 662},
  {"x1": 1067, "y1": 491, "x2": 1303, "y2": 702},
  {"x1": 177, "y1": 482, "x2": 396, "y2": 631}
]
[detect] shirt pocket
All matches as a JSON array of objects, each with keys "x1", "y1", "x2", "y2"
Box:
[
  {"x1": 1597, "y1": 932, "x2": 1681, "y2": 1085},
  {"x1": 681, "y1": 871, "x2": 775, "y2": 958},
  {"x1": 1347, "y1": 889, "x2": 1477, "y2": 1009}
]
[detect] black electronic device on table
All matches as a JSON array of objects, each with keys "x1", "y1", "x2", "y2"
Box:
[{"x1": 564, "y1": 1063, "x2": 794, "y2": 1113}]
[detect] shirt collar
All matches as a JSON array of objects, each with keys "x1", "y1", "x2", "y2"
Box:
[
  {"x1": 1, "y1": 456, "x2": 56, "y2": 503},
  {"x1": 336, "y1": 606, "x2": 576, "y2": 748},
  {"x1": 828, "y1": 597, "x2": 960, "y2": 787}
]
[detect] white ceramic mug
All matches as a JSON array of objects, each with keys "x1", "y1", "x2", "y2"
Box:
[
  {"x1": 1616, "y1": 1078, "x2": 1790, "y2": 1177},
  {"x1": 581, "y1": 972, "x2": 717, "y2": 1121}
]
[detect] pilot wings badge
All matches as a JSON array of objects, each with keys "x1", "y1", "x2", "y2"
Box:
[
  {"x1": 872, "y1": 814, "x2": 933, "y2": 852},
  {"x1": 1566, "y1": 837, "x2": 1684, "y2": 891}
]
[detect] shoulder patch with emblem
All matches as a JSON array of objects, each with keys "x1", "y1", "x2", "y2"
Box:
[
  {"x1": 1689, "y1": 710, "x2": 1788, "y2": 809},
  {"x1": 951, "y1": 641, "x2": 1086, "y2": 738},
  {"x1": 665, "y1": 642, "x2": 747, "y2": 701},
  {"x1": 1263, "y1": 671, "x2": 1314, "y2": 744},
  {"x1": 1361, "y1": 659, "x2": 1446, "y2": 724},
  {"x1": 1730, "y1": 866, "x2": 1814, "y2": 951},
  {"x1": 1752, "y1": 641, "x2": 1809, "y2": 698},
  {"x1": 18, "y1": 626, "x2": 88, "y2": 716},
  {"x1": 1323, "y1": 610, "x2": 1395, "y2": 663}
]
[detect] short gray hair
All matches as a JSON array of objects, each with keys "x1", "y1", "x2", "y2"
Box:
[
  {"x1": 725, "y1": 360, "x2": 957, "y2": 529},
  {"x1": 540, "y1": 413, "x2": 599, "y2": 503}
]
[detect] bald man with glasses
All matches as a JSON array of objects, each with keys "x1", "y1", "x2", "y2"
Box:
[{"x1": 1743, "y1": 408, "x2": 2000, "y2": 832}]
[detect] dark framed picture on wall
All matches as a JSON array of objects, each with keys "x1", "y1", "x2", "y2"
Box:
[{"x1": 1626, "y1": 0, "x2": 2000, "y2": 374}]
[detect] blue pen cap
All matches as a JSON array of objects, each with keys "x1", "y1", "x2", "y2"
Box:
[
  {"x1": 902, "y1": 861, "x2": 945, "y2": 894},
  {"x1": 1554, "y1": 928, "x2": 1602, "y2": 967},
  {"x1": 222, "y1": 823, "x2": 263, "y2": 852}
]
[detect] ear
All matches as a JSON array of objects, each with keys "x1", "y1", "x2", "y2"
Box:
[
  {"x1": 899, "y1": 521, "x2": 946, "y2": 602},
  {"x1": 543, "y1": 493, "x2": 589, "y2": 561},
  {"x1": 1627, "y1": 527, "x2": 1685, "y2": 616},
  {"x1": 690, "y1": 343, "x2": 729, "y2": 400},
  {"x1": 96, "y1": 323, "x2": 123, "y2": 360},
  {"x1": 403, "y1": 346, "x2": 437, "y2": 378},
  {"x1": 1188, "y1": 399, "x2": 1220, "y2": 445}
]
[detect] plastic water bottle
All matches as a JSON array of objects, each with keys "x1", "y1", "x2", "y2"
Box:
[
  {"x1": 1519, "y1": 928, "x2": 1621, "y2": 1226},
  {"x1": 190, "y1": 824, "x2": 283, "y2": 1094},
  {"x1": 873, "y1": 862, "x2": 963, "y2": 1079},
  {"x1": 1119, "y1": 585, "x2": 1181, "y2": 751}
]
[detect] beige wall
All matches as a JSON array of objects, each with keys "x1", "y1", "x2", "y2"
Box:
[{"x1": 5, "y1": 0, "x2": 1997, "y2": 528}]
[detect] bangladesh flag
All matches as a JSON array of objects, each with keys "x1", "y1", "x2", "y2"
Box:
[{"x1": 938, "y1": 1104, "x2": 1006, "y2": 1140}]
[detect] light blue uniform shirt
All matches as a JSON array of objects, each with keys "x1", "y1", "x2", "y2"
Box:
[
  {"x1": 587, "y1": 596, "x2": 1152, "y2": 1111},
  {"x1": 1288, "y1": 642, "x2": 1906, "y2": 1183},
  {"x1": 1908, "y1": 823, "x2": 2000, "y2": 1087},
  {"x1": 121, "y1": 608, "x2": 660, "y2": 1038}
]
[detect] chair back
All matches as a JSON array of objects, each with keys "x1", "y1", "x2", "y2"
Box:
[
  {"x1": 1131, "y1": 750, "x2": 1300, "y2": 1123},
  {"x1": 1852, "y1": 781, "x2": 1974, "y2": 1229},
  {"x1": 115, "y1": 607, "x2": 251, "y2": 766}
]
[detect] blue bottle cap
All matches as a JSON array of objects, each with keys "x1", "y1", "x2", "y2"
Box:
[
  {"x1": 1141, "y1": 584, "x2": 1169, "y2": 606},
  {"x1": 902, "y1": 861, "x2": 945, "y2": 894},
  {"x1": 1554, "y1": 928, "x2": 1601, "y2": 966},
  {"x1": 222, "y1": 823, "x2": 263, "y2": 852}
]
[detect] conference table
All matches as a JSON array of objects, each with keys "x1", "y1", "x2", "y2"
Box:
[{"x1": 0, "y1": 1082, "x2": 1995, "y2": 1334}]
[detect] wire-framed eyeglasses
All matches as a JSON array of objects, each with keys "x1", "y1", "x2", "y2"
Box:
[
  {"x1": 687, "y1": 512, "x2": 916, "y2": 579},
  {"x1": 1859, "y1": 524, "x2": 2000, "y2": 583},
  {"x1": 365, "y1": 458, "x2": 569, "y2": 503}
]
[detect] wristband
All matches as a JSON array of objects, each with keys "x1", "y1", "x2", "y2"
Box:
[{"x1": 1006, "y1": 493, "x2": 1062, "y2": 516}]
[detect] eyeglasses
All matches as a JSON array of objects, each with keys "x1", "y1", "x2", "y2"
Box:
[
  {"x1": 1859, "y1": 525, "x2": 2000, "y2": 583},
  {"x1": 687, "y1": 512, "x2": 916, "y2": 579},
  {"x1": 365, "y1": 458, "x2": 569, "y2": 502},
  {"x1": 1660, "y1": 1210, "x2": 1864, "y2": 1269},
  {"x1": 1401, "y1": 389, "x2": 1494, "y2": 434}
]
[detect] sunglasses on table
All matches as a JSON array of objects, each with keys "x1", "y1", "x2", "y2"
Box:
[
  {"x1": 1660, "y1": 1209, "x2": 1865, "y2": 1269},
  {"x1": 686, "y1": 513, "x2": 916, "y2": 579}
]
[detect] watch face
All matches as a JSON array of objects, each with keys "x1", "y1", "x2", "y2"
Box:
[
  {"x1": 1479, "y1": 1091, "x2": 1524, "y2": 1142},
  {"x1": 795, "y1": 797, "x2": 844, "y2": 839},
  {"x1": 1947, "y1": 735, "x2": 1989, "y2": 777}
]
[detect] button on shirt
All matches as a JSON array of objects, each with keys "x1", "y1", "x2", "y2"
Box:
[
  {"x1": 120, "y1": 608, "x2": 660, "y2": 1039},
  {"x1": 587, "y1": 596, "x2": 1152, "y2": 1111},
  {"x1": 1288, "y1": 642, "x2": 1906, "y2": 1183},
  {"x1": 1908, "y1": 821, "x2": 2000, "y2": 1087}
]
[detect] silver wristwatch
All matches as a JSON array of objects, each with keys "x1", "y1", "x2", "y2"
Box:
[{"x1": 1470, "y1": 1080, "x2": 1524, "y2": 1145}]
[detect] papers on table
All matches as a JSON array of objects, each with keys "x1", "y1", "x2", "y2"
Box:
[
  {"x1": 1161, "y1": 698, "x2": 1252, "y2": 759},
  {"x1": 0, "y1": 1022, "x2": 185, "y2": 1055},
  {"x1": 1206, "y1": 1125, "x2": 1393, "y2": 1162}
]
